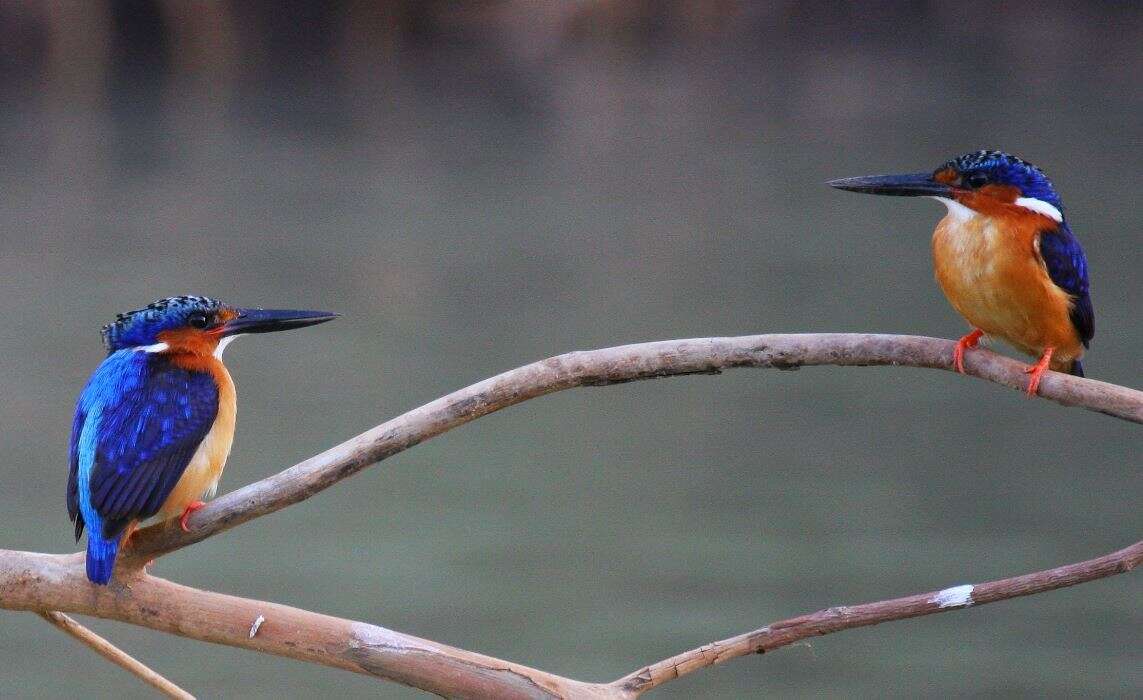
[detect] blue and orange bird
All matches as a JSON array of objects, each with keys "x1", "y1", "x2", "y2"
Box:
[
  {"x1": 829, "y1": 150, "x2": 1093, "y2": 395},
  {"x1": 67, "y1": 296, "x2": 336, "y2": 584}
]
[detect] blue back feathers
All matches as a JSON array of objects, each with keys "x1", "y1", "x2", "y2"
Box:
[
  {"x1": 941, "y1": 150, "x2": 1063, "y2": 211},
  {"x1": 68, "y1": 336, "x2": 220, "y2": 584},
  {"x1": 102, "y1": 295, "x2": 223, "y2": 351}
]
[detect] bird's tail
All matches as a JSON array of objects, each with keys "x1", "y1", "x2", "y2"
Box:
[
  {"x1": 1069, "y1": 359, "x2": 1085, "y2": 378},
  {"x1": 85, "y1": 533, "x2": 118, "y2": 585}
]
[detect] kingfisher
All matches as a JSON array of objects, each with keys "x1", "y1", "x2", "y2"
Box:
[
  {"x1": 67, "y1": 296, "x2": 336, "y2": 584},
  {"x1": 828, "y1": 150, "x2": 1093, "y2": 395}
]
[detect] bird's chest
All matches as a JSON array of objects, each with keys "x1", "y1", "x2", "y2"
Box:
[
  {"x1": 931, "y1": 215, "x2": 1033, "y2": 327},
  {"x1": 932, "y1": 212, "x2": 1024, "y2": 299},
  {"x1": 933, "y1": 215, "x2": 1010, "y2": 285}
]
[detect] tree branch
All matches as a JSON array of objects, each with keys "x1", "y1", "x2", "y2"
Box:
[
  {"x1": 4, "y1": 333, "x2": 1139, "y2": 697},
  {"x1": 36, "y1": 610, "x2": 194, "y2": 699},
  {"x1": 3, "y1": 551, "x2": 608, "y2": 699},
  {"x1": 3, "y1": 542, "x2": 1138, "y2": 698},
  {"x1": 128, "y1": 333, "x2": 1142, "y2": 564},
  {"x1": 612, "y1": 540, "x2": 1143, "y2": 695}
]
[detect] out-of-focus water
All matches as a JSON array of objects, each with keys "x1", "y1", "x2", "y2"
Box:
[{"x1": 0, "y1": 4, "x2": 1139, "y2": 697}]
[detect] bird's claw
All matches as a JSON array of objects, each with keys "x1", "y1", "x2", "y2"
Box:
[
  {"x1": 179, "y1": 501, "x2": 206, "y2": 532},
  {"x1": 1023, "y1": 347, "x2": 1054, "y2": 397},
  {"x1": 953, "y1": 329, "x2": 984, "y2": 374}
]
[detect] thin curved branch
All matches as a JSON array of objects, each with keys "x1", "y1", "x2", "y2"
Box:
[
  {"x1": 129, "y1": 333, "x2": 1142, "y2": 563},
  {"x1": 612, "y1": 540, "x2": 1143, "y2": 695},
  {"x1": 2, "y1": 542, "x2": 1138, "y2": 698},
  {"x1": 37, "y1": 611, "x2": 194, "y2": 699}
]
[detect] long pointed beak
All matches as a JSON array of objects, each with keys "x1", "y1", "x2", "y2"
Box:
[
  {"x1": 827, "y1": 172, "x2": 951, "y2": 197},
  {"x1": 219, "y1": 308, "x2": 338, "y2": 336}
]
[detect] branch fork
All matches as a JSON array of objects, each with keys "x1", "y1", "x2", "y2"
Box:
[{"x1": 3, "y1": 333, "x2": 1138, "y2": 697}]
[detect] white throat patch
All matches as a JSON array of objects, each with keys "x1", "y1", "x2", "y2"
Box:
[
  {"x1": 931, "y1": 196, "x2": 976, "y2": 222},
  {"x1": 1014, "y1": 197, "x2": 1063, "y2": 222},
  {"x1": 214, "y1": 334, "x2": 242, "y2": 358}
]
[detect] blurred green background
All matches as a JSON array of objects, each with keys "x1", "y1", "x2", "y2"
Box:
[{"x1": 0, "y1": 2, "x2": 1139, "y2": 697}]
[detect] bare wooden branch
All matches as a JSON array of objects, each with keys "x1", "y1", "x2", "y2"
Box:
[
  {"x1": 612, "y1": 540, "x2": 1143, "y2": 696},
  {"x1": 128, "y1": 333, "x2": 1143, "y2": 564},
  {"x1": 4, "y1": 551, "x2": 609, "y2": 699},
  {"x1": 3, "y1": 542, "x2": 1138, "y2": 698},
  {"x1": 36, "y1": 610, "x2": 194, "y2": 699},
  {"x1": 3, "y1": 333, "x2": 1139, "y2": 696}
]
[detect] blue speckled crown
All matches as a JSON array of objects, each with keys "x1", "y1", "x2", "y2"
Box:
[
  {"x1": 101, "y1": 296, "x2": 223, "y2": 352},
  {"x1": 940, "y1": 150, "x2": 1062, "y2": 210}
]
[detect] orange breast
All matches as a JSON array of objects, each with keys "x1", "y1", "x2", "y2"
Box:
[{"x1": 932, "y1": 210, "x2": 1083, "y2": 367}]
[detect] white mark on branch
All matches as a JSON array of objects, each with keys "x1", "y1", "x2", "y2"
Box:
[
  {"x1": 931, "y1": 584, "x2": 975, "y2": 608},
  {"x1": 248, "y1": 614, "x2": 265, "y2": 638},
  {"x1": 352, "y1": 623, "x2": 439, "y2": 653}
]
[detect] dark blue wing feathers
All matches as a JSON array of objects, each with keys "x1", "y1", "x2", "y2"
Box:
[
  {"x1": 66, "y1": 406, "x2": 86, "y2": 540},
  {"x1": 70, "y1": 351, "x2": 219, "y2": 541},
  {"x1": 1038, "y1": 223, "x2": 1094, "y2": 349}
]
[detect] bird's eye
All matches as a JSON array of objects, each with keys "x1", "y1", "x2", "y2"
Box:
[
  {"x1": 188, "y1": 313, "x2": 210, "y2": 329},
  {"x1": 964, "y1": 172, "x2": 989, "y2": 189}
]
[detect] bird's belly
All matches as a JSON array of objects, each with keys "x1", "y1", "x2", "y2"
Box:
[
  {"x1": 158, "y1": 388, "x2": 235, "y2": 519},
  {"x1": 932, "y1": 216, "x2": 1079, "y2": 359}
]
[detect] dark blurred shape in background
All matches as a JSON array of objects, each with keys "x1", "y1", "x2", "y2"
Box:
[{"x1": 0, "y1": 2, "x2": 1139, "y2": 698}]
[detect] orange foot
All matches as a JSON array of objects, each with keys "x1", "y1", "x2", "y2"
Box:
[
  {"x1": 1023, "y1": 347, "x2": 1054, "y2": 397},
  {"x1": 953, "y1": 329, "x2": 984, "y2": 374},
  {"x1": 179, "y1": 501, "x2": 206, "y2": 532}
]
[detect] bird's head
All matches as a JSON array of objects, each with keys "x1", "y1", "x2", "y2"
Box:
[
  {"x1": 828, "y1": 150, "x2": 1063, "y2": 223},
  {"x1": 101, "y1": 295, "x2": 337, "y2": 357}
]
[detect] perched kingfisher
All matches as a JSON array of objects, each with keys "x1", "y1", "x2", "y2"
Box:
[
  {"x1": 67, "y1": 296, "x2": 336, "y2": 584},
  {"x1": 829, "y1": 150, "x2": 1093, "y2": 395}
]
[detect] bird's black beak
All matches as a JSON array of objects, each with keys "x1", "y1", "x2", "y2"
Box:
[
  {"x1": 219, "y1": 308, "x2": 338, "y2": 337},
  {"x1": 827, "y1": 172, "x2": 952, "y2": 198}
]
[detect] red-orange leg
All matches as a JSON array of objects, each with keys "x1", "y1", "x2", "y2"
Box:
[
  {"x1": 953, "y1": 329, "x2": 984, "y2": 374},
  {"x1": 1023, "y1": 347, "x2": 1054, "y2": 397},
  {"x1": 179, "y1": 500, "x2": 206, "y2": 532}
]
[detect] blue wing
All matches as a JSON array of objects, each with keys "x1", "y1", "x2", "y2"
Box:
[
  {"x1": 1038, "y1": 223, "x2": 1094, "y2": 349},
  {"x1": 68, "y1": 350, "x2": 219, "y2": 541}
]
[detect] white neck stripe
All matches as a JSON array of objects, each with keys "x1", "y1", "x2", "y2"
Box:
[
  {"x1": 134, "y1": 336, "x2": 243, "y2": 357},
  {"x1": 1014, "y1": 197, "x2": 1063, "y2": 222},
  {"x1": 931, "y1": 195, "x2": 1063, "y2": 224}
]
